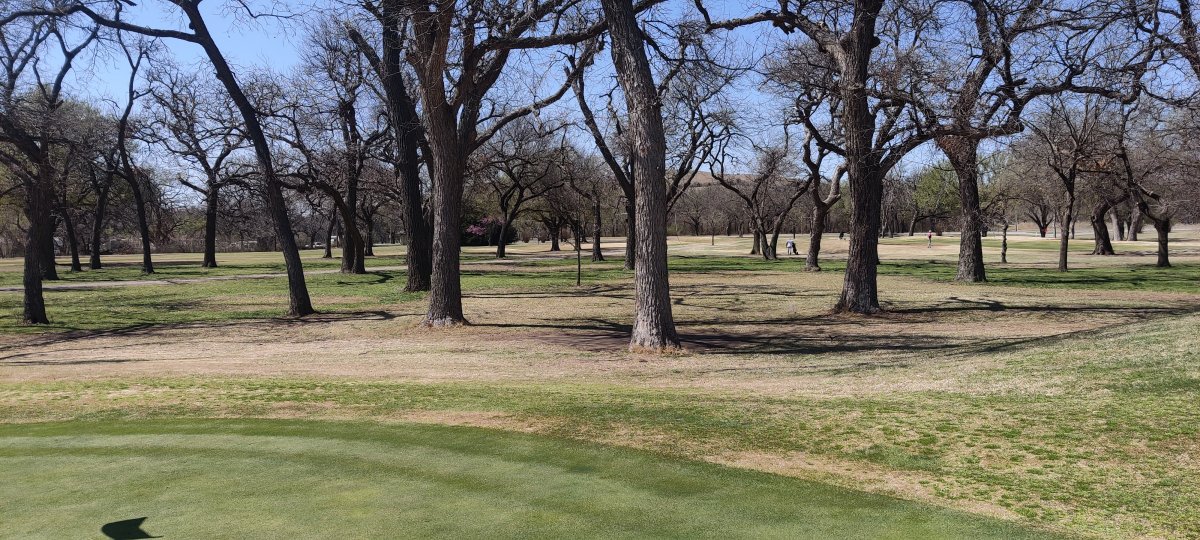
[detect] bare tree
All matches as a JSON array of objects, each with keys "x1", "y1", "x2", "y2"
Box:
[
  {"x1": 601, "y1": 0, "x2": 680, "y2": 350},
  {"x1": 0, "y1": 7, "x2": 98, "y2": 322},
  {"x1": 479, "y1": 120, "x2": 566, "y2": 258},
  {"x1": 1024, "y1": 95, "x2": 1107, "y2": 271},
  {"x1": 146, "y1": 66, "x2": 249, "y2": 268}
]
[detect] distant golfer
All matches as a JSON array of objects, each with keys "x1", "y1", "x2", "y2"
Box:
[
  {"x1": 927, "y1": 229, "x2": 934, "y2": 248},
  {"x1": 785, "y1": 238, "x2": 797, "y2": 255}
]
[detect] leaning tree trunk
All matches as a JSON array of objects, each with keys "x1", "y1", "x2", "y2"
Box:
[
  {"x1": 61, "y1": 211, "x2": 82, "y2": 272},
  {"x1": 89, "y1": 183, "x2": 109, "y2": 270},
  {"x1": 496, "y1": 218, "x2": 509, "y2": 259},
  {"x1": 202, "y1": 186, "x2": 220, "y2": 268},
  {"x1": 1090, "y1": 200, "x2": 1115, "y2": 256},
  {"x1": 602, "y1": 0, "x2": 679, "y2": 351},
  {"x1": 806, "y1": 205, "x2": 828, "y2": 271},
  {"x1": 939, "y1": 137, "x2": 986, "y2": 282},
  {"x1": 591, "y1": 200, "x2": 604, "y2": 262},
  {"x1": 181, "y1": 3, "x2": 313, "y2": 317}
]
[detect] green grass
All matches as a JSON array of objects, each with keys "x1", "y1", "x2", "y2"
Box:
[
  {"x1": 6, "y1": 313, "x2": 1197, "y2": 538},
  {"x1": 0, "y1": 418, "x2": 1060, "y2": 539}
]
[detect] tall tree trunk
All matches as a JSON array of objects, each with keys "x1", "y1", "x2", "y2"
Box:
[
  {"x1": 424, "y1": 125, "x2": 467, "y2": 326},
  {"x1": 939, "y1": 137, "x2": 986, "y2": 282},
  {"x1": 1153, "y1": 218, "x2": 1170, "y2": 268},
  {"x1": 61, "y1": 211, "x2": 82, "y2": 272},
  {"x1": 750, "y1": 227, "x2": 761, "y2": 255},
  {"x1": 591, "y1": 200, "x2": 604, "y2": 262},
  {"x1": 806, "y1": 205, "x2": 828, "y2": 271},
  {"x1": 1114, "y1": 211, "x2": 1126, "y2": 241},
  {"x1": 602, "y1": 0, "x2": 679, "y2": 351},
  {"x1": 202, "y1": 185, "x2": 219, "y2": 268},
  {"x1": 1090, "y1": 200, "x2": 1115, "y2": 255},
  {"x1": 89, "y1": 183, "x2": 109, "y2": 270},
  {"x1": 184, "y1": 2, "x2": 313, "y2": 317},
  {"x1": 351, "y1": 3, "x2": 431, "y2": 292},
  {"x1": 22, "y1": 164, "x2": 53, "y2": 324}
]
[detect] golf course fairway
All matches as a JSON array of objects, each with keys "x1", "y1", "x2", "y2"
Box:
[{"x1": 0, "y1": 419, "x2": 1063, "y2": 539}]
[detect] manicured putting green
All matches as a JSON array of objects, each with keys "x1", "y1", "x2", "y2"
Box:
[{"x1": 0, "y1": 419, "x2": 1059, "y2": 539}]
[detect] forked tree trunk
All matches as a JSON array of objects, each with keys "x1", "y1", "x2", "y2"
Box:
[
  {"x1": 601, "y1": 0, "x2": 679, "y2": 351},
  {"x1": 939, "y1": 137, "x2": 986, "y2": 282},
  {"x1": 1090, "y1": 200, "x2": 1115, "y2": 256},
  {"x1": 591, "y1": 200, "x2": 604, "y2": 262},
  {"x1": 202, "y1": 186, "x2": 219, "y2": 268}
]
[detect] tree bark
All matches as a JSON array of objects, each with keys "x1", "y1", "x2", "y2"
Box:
[
  {"x1": 833, "y1": 0, "x2": 886, "y2": 314},
  {"x1": 202, "y1": 185, "x2": 220, "y2": 268},
  {"x1": 127, "y1": 176, "x2": 154, "y2": 274},
  {"x1": 602, "y1": 0, "x2": 679, "y2": 351},
  {"x1": 1058, "y1": 197, "x2": 1074, "y2": 272},
  {"x1": 806, "y1": 205, "x2": 828, "y2": 271},
  {"x1": 1154, "y1": 219, "x2": 1170, "y2": 268},
  {"x1": 623, "y1": 200, "x2": 636, "y2": 269},
  {"x1": 424, "y1": 123, "x2": 467, "y2": 326},
  {"x1": 22, "y1": 164, "x2": 53, "y2": 324},
  {"x1": 938, "y1": 137, "x2": 986, "y2": 282},
  {"x1": 1000, "y1": 222, "x2": 1009, "y2": 263},
  {"x1": 496, "y1": 220, "x2": 509, "y2": 258},
  {"x1": 61, "y1": 210, "x2": 82, "y2": 272},
  {"x1": 591, "y1": 200, "x2": 604, "y2": 262}
]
